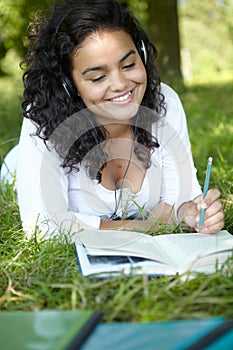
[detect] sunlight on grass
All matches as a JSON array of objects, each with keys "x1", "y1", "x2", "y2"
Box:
[{"x1": 185, "y1": 70, "x2": 233, "y2": 86}]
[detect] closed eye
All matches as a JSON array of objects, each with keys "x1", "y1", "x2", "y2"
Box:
[
  {"x1": 90, "y1": 62, "x2": 135, "y2": 82},
  {"x1": 122, "y1": 62, "x2": 136, "y2": 70},
  {"x1": 91, "y1": 75, "x2": 106, "y2": 83}
]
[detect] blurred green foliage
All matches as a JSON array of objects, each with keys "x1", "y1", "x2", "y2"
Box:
[
  {"x1": 126, "y1": 0, "x2": 149, "y2": 29},
  {"x1": 0, "y1": 0, "x2": 148, "y2": 64},
  {"x1": 1, "y1": 0, "x2": 233, "y2": 82},
  {"x1": 179, "y1": 0, "x2": 233, "y2": 81},
  {"x1": 0, "y1": 0, "x2": 51, "y2": 73}
]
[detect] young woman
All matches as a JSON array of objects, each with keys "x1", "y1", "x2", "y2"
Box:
[{"x1": 17, "y1": 0, "x2": 224, "y2": 238}]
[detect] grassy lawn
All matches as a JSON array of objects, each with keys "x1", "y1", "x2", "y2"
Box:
[{"x1": 0, "y1": 66, "x2": 233, "y2": 321}]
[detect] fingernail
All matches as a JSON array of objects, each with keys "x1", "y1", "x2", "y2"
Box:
[
  {"x1": 196, "y1": 216, "x2": 200, "y2": 223},
  {"x1": 201, "y1": 202, "x2": 207, "y2": 209},
  {"x1": 203, "y1": 227, "x2": 209, "y2": 233}
]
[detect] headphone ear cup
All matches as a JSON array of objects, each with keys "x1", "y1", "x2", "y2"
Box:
[
  {"x1": 137, "y1": 39, "x2": 148, "y2": 66},
  {"x1": 62, "y1": 75, "x2": 78, "y2": 101}
]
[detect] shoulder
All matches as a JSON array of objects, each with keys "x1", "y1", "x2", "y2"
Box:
[
  {"x1": 19, "y1": 118, "x2": 58, "y2": 160},
  {"x1": 152, "y1": 83, "x2": 188, "y2": 139},
  {"x1": 160, "y1": 82, "x2": 181, "y2": 109},
  {"x1": 160, "y1": 82, "x2": 187, "y2": 127}
]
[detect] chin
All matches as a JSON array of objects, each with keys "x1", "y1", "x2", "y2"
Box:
[{"x1": 89, "y1": 103, "x2": 140, "y2": 125}]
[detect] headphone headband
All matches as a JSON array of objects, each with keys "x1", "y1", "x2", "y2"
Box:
[{"x1": 53, "y1": 6, "x2": 72, "y2": 35}]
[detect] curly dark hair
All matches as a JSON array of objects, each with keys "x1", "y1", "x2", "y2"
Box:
[{"x1": 22, "y1": 0, "x2": 165, "y2": 180}]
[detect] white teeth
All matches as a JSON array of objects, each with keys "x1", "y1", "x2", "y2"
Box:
[{"x1": 112, "y1": 91, "x2": 131, "y2": 102}]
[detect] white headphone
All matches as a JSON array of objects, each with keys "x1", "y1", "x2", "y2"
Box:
[{"x1": 139, "y1": 39, "x2": 148, "y2": 65}]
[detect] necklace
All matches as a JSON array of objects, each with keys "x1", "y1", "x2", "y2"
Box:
[{"x1": 108, "y1": 130, "x2": 136, "y2": 221}]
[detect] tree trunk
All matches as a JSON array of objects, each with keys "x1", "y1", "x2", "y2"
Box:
[
  {"x1": 0, "y1": 44, "x2": 7, "y2": 76},
  {"x1": 147, "y1": 0, "x2": 183, "y2": 85}
]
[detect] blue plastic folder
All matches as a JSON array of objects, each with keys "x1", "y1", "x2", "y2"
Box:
[{"x1": 81, "y1": 318, "x2": 233, "y2": 350}]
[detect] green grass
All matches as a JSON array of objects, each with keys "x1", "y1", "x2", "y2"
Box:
[
  {"x1": 180, "y1": 81, "x2": 233, "y2": 233},
  {"x1": 0, "y1": 75, "x2": 22, "y2": 162},
  {"x1": 1, "y1": 205, "x2": 233, "y2": 321},
  {"x1": 0, "y1": 65, "x2": 233, "y2": 321}
]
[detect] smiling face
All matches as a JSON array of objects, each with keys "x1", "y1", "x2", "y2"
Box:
[{"x1": 71, "y1": 30, "x2": 147, "y2": 126}]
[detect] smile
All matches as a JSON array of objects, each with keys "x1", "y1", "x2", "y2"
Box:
[{"x1": 111, "y1": 91, "x2": 132, "y2": 103}]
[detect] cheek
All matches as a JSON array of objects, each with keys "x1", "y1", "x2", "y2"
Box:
[
  {"x1": 139, "y1": 69, "x2": 147, "y2": 85},
  {"x1": 130, "y1": 67, "x2": 147, "y2": 86},
  {"x1": 71, "y1": 73, "x2": 100, "y2": 103},
  {"x1": 77, "y1": 83, "x2": 105, "y2": 104}
]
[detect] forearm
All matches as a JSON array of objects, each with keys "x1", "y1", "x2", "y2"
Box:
[{"x1": 99, "y1": 202, "x2": 179, "y2": 232}]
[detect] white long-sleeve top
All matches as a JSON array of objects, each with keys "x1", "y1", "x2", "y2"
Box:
[{"x1": 16, "y1": 83, "x2": 202, "y2": 238}]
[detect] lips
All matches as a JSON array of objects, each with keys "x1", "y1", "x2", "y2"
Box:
[
  {"x1": 111, "y1": 91, "x2": 132, "y2": 102},
  {"x1": 107, "y1": 90, "x2": 134, "y2": 104}
]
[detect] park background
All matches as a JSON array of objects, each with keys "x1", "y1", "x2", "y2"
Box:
[{"x1": 0, "y1": 0, "x2": 233, "y2": 322}]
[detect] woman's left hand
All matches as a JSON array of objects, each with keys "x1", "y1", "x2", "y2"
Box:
[
  {"x1": 196, "y1": 188, "x2": 224, "y2": 233},
  {"x1": 179, "y1": 189, "x2": 225, "y2": 233}
]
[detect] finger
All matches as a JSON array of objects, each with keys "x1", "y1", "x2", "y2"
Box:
[
  {"x1": 206, "y1": 188, "x2": 221, "y2": 201},
  {"x1": 196, "y1": 209, "x2": 224, "y2": 234},
  {"x1": 200, "y1": 200, "x2": 223, "y2": 220},
  {"x1": 198, "y1": 218, "x2": 225, "y2": 234},
  {"x1": 193, "y1": 194, "x2": 202, "y2": 205},
  {"x1": 197, "y1": 188, "x2": 221, "y2": 210},
  {"x1": 201, "y1": 209, "x2": 225, "y2": 229}
]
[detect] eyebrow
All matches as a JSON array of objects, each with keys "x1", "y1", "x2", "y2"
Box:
[{"x1": 82, "y1": 50, "x2": 136, "y2": 75}]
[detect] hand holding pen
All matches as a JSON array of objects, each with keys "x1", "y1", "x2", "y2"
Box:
[
  {"x1": 196, "y1": 157, "x2": 224, "y2": 233},
  {"x1": 177, "y1": 157, "x2": 225, "y2": 233}
]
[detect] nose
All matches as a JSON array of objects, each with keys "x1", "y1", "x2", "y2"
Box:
[{"x1": 109, "y1": 70, "x2": 128, "y2": 92}]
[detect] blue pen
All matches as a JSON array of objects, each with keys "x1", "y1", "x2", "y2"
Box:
[{"x1": 199, "y1": 157, "x2": 213, "y2": 228}]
